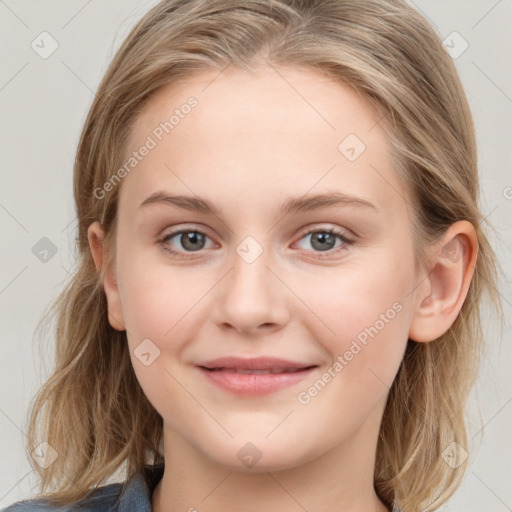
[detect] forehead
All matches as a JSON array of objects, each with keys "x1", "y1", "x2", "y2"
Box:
[
  {"x1": 119, "y1": 64, "x2": 407, "y2": 220},
  {"x1": 130, "y1": 64, "x2": 386, "y2": 149}
]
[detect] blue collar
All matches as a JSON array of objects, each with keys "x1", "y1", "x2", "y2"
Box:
[
  {"x1": 4, "y1": 463, "x2": 165, "y2": 512},
  {"x1": 115, "y1": 462, "x2": 164, "y2": 511}
]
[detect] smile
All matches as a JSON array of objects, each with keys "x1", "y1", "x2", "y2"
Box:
[{"x1": 197, "y1": 366, "x2": 318, "y2": 395}]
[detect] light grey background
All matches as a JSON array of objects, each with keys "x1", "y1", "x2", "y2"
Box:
[{"x1": 1, "y1": 1, "x2": 511, "y2": 510}]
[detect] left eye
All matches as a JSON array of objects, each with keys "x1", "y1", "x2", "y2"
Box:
[{"x1": 294, "y1": 228, "x2": 353, "y2": 255}]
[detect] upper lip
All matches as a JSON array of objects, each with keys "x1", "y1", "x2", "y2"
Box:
[{"x1": 197, "y1": 356, "x2": 317, "y2": 371}]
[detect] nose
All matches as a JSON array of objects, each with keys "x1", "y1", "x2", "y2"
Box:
[{"x1": 212, "y1": 245, "x2": 291, "y2": 336}]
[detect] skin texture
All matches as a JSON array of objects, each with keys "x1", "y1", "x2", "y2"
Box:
[{"x1": 88, "y1": 64, "x2": 477, "y2": 512}]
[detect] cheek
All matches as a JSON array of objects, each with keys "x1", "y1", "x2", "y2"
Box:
[
  {"x1": 307, "y1": 255, "x2": 410, "y2": 322},
  {"x1": 118, "y1": 269, "x2": 196, "y2": 418},
  {"x1": 116, "y1": 242, "x2": 203, "y2": 339},
  {"x1": 116, "y1": 255, "x2": 215, "y2": 390},
  {"x1": 294, "y1": 277, "x2": 412, "y2": 429},
  {"x1": 299, "y1": 253, "x2": 415, "y2": 380}
]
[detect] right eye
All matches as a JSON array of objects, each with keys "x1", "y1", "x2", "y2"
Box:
[{"x1": 158, "y1": 228, "x2": 217, "y2": 259}]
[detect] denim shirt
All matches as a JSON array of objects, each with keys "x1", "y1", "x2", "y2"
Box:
[{"x1": 1, "y1": 463, "x2": 165, "y2": 512}]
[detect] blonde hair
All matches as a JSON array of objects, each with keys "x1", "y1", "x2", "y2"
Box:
[{"x1": 24, "y1": 1, "x2": 502, "y2": 510}]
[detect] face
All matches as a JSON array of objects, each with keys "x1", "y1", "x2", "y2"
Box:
[{"x1": 99, "y1": 65, "x2": 426, "y2": 472}]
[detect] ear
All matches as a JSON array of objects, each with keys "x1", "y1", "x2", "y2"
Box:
[
  {"x1": 408, "y1": 220, "x2": 478, "y2": 342},
  {"x1": 87, "y1": 221, "x2": 126, "y2": 332}
]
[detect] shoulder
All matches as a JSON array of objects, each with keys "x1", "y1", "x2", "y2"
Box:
[
  {"x1": 1, "y1": 482, "x2": 123, "y2": 512},
  {"x1": 2, "y1": 462, "x2": 164, "y2": 512}
]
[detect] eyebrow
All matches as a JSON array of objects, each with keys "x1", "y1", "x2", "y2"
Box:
[{"x1": 138, "y1": 190, "x2": 378, "y2": 216}]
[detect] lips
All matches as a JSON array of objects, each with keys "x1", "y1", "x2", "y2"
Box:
[
  {"x1": 205, "y1": 368, "x2": 308, "y2": 374},
  {"x1": 196, "y1": 356, "x2": 318, "y2": 395},
  {"x1": 197, "y1": 356, "x2": 316, "y2": 372}
]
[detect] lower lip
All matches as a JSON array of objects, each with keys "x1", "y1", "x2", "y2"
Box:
[{"x1": 197, "y1": 367, "x2": 317, "y2": 396}]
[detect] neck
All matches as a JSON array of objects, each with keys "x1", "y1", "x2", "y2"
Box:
[{"x1": 152, "y1": 418, "x2": 390, "y2": 512}]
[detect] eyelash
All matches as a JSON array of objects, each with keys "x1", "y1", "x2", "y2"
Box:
[{"x1": 158, "y1": 226, "x2": 354, "y2": 260}]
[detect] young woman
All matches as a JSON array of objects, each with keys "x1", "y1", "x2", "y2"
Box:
[{"x1": 2, "y1": 1, "x2": 502, "y2": 511}]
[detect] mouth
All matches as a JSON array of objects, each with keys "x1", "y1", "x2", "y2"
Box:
[
  {"x1": 200, "y1": 366, "x2": 317, "y2": 374},
  {"x1": 196, "y1": 359, "x2": 319, "y2": 396}
]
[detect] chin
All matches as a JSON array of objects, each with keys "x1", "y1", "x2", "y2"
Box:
[{"x1": 200, "y1": 436, "x2": 320, "y2": 474}]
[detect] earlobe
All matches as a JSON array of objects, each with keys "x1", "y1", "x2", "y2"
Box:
[
  {"x1": 87, "y1": 221, "x2": 126, "y2": 332},
  {"x1": 408, "y1": 221, "x2": 478, "y2": 343}
]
